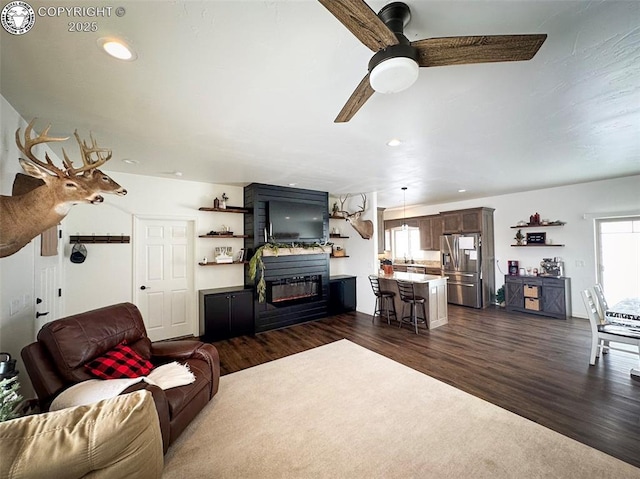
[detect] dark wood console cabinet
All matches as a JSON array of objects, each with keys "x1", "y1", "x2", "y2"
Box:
[
  {"x1": 200, "y1": 287, "x2": 254, "y2": 341},
  {"x1": 329, "y1": 275, "x2": 357, "y2": 314},
  {"x1": 504, "y1": 275, "x2": 571, "y2": 319}
]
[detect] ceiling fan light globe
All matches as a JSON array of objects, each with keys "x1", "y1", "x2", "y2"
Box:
[{"x1": 369, "y1": 57, "x2": 419, "y2": 94}]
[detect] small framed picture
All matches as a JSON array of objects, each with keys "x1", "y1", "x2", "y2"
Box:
[
  {"x1": 526, "y1": 232, "x2": 546, "y2": 244},
  {"x1": 235, "y1": 248, "x2": 245, "y2": 263},
  {"x1": 214, "y1": 246, "x2": 233, "y2": 257}
]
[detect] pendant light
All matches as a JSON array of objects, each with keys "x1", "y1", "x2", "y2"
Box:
[{"x1": 401, "y1": 187, "x2": 408, "y2": 230}]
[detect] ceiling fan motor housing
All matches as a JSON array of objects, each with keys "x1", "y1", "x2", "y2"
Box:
[{"x1": 368, "y1": 2, "x2": 419, "y2": 93}]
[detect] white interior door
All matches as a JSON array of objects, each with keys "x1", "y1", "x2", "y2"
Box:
[
  {"x1": 134, "y1": 217, "x2": 195, "y2": 341},
  {"x1": 34, "y1": 227, "x2": 62, "y2": 337}
]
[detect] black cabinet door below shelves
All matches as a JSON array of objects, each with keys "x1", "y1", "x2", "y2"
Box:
[
  {"x1": 329, "y1": 277, "x2": 357, "y2": 314},
  {"x1": 203, "y1": 290, "x2": 254, "y2": 341},
  {"x1": 204, "y1": 294, "x2": 231, "y2": 341},
  {"x1": 229, "y1": 290, "x2": 254, "y2": 336}
]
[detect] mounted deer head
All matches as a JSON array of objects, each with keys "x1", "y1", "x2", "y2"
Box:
[
  {"x1": 0, "y1": 119, "x2": 122, "y2": 258},
  {"x1": 337, "y1": 193, "x2": 374, "y2": 240}
]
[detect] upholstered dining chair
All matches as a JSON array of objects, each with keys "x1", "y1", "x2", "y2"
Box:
[
  {"x1": 581, "y1": 289, "x2": 640, "y2": 366},
  {"x1": 396, "y1": 280, "x2": 428, "y2": 334},
  {"x1": 368, "y1": 275, "x2": 397, "y2": 324}
]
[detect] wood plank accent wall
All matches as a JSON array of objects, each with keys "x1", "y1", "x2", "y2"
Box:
[{"x1": 243, "y1": 183, "x2": 330, "y2": 332}]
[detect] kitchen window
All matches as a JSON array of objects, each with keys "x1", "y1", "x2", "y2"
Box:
[{"x1": 389, "y1": 226, "x2": 423, "y2": 262}]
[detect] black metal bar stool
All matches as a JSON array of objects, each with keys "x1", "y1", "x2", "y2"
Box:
[
  {"x1": 368, "y1": 275, "x2": 397, "y2": 324},
  {"x1": 397, "y1": 280, "x2": 428, "y2": 334}
]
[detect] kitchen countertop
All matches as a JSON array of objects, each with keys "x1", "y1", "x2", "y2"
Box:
[
  {"x1": 378, "y1": 272, "x2": 447, "y2": 284},
  {"x1": 392, "y1": 261, "x2": 440, "y2": 267}
]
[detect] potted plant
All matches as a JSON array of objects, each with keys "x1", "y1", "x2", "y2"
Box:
[
  {"x1": 0, "y1": 376, "x2": 23, "y2": 422},
  {"x1": 496, "y1": 286, "x2": 505, "y2": 307},
  {"x1": 514, "y1": 229, "x2": 525, "y2": 245}
]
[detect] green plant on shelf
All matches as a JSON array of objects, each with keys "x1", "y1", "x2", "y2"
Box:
[
  {"x1": 514, "y1": 229, "x2": 525, "y2": 246},
  {"x1": 248, "y1": 241, "x2": 332, "y2": 303}
]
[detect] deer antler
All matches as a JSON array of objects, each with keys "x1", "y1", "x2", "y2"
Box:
[
  {"x1": 357, "y1": 193, "x2": 367, "y2": 214},
  {"x1": 62, "y1": 130, "x2": 112, "y2": 175},
  {"x1": 338, "y1": 193, "x2": 367, "y2": 217},
  {"x1": 335, "y1": 192, "x2": 373, "y2": 239},
  {"x1": 336, "y1": 194, "x2": 350, "y2": 217},
  {"x1": 15, "y1": 119, "x2": 69, "y2": 178}
]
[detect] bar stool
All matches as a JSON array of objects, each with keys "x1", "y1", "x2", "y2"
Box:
[
  {"x1": 368, "y1": 275, "x2": 397, "y2": 324},
  {"x1": 397, "y1": 280, "x2": 428, "y2": 334}
]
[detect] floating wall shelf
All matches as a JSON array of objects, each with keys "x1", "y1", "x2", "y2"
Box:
[
  {"x1": 510, "y1": 222, "x2": 565, "y2": 228},
  {"x1": 199, "y1": 206, "x2": 251, "y2": 214},
  {"x1": 511, "y1": 244, "x2": 564, "y2": 247},
  {"x1": 198, "y1": 261, "x2": 248, "y2": 266},
  {"x1": 199, "y1": 234, "x2": 249, "y2": 239}
]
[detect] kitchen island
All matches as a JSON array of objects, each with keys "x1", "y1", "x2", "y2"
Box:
[{"x1": 377, "y1": 272, "x2": 448, "y2": 329}]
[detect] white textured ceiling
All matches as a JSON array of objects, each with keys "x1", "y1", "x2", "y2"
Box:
[{"x1": 1, "y1": 0, "x2": 639, "y2": 208}]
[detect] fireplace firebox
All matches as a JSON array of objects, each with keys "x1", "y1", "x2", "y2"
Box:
[{"x1": 267, "y1": 275, "x2": 322, "y2": 305}]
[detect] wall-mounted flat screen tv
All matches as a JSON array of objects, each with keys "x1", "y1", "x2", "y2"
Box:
[{"x1": 267, "y1": 200, "x2": 326, "y2": 242}]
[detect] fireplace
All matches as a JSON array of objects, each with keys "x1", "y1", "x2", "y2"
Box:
[{"x1": 267, "y1": 275, "x2": 322, "y2": 305}]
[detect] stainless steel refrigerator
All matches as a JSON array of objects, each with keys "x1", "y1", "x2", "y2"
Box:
[{"x1": 441, "y1": 233, "x2": 482, "y2": 308}]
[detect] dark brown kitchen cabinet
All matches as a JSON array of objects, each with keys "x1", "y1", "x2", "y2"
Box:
[
  {"x1": 441, "y1": 208, "x2": 489, "y2": 234},
  {"x1": 419, "y1": 215, "x2": 442, "y2": 251},
  {"x1": 199, "y1": 287, "x2": 254, "y2": 341},
  {"x1": 504, "y1": 275, "x2": 571, "y2": 319}
]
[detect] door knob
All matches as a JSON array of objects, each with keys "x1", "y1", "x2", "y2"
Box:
[
  {"x1": 140, "y1": 285, "x2": 149, "y2": 290},
  {"x1": 36, "y1": 311, "x2": 49, "y2": 318}
]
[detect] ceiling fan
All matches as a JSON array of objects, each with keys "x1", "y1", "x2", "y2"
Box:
[{"x1": 318, "y1": 0, "x2": 547, "y2": 122}]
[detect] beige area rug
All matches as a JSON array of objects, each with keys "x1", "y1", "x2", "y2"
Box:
[{"x1": 163, "y1": 340, "x2": 639, "y2": 478}]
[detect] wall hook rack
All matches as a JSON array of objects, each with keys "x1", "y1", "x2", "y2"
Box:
[{"x1": 69, "y1": 235, "x2": 130, "y2": 244}]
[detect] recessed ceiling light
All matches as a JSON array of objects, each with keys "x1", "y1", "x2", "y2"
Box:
[
  {"x1": 173, "y1": 171, "x2": 183, "y2": 177},
  {"x1": 458, "y1": 189, "x2": 467, "y2": 193},
  {"x1": 386, "y1": 138, "x2": 401, "y2": 147},
  {"x1": 121, "y1": 158, "x2": 139, "y2": 165},
  {"x1": 288, "y1": 183, "x2": 297, "y2": 186},
  {"x1": 98, "y1": 37, "x2": 137, "y2": 61}
]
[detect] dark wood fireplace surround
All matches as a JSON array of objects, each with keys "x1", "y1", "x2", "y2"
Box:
[{"x1": 243, "y1": 183, "x2": 330, "y2": 333}]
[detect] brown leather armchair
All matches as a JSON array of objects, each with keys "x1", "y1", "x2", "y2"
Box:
[{"x1": 21, "y1": 302, "x2": 220, "y2": 453}]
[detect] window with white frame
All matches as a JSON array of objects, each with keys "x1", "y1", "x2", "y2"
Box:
[{"x1": 595, "y1": 216, "x2": 640, "y2": 304}]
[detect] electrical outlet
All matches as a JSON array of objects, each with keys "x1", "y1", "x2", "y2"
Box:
[{"x1": 575, "y1": 260, "x2": 585, "y2": 267}]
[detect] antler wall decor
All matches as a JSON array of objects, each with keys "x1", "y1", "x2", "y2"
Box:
[
  {"x1": 336, "y1": 193, "x2": 374, "y2": 240},
  {"x1": 0, "y1": 119, "x2": 126, "y2": 258}
]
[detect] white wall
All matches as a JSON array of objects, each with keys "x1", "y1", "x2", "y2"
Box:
[
  {"x1": 384, "y1": 176, "x2": 640, "y2": 318},
  {"x1": 329, "y1": 192, "x2": 379, "y2": 316},
  {"x1": 0, "y1": 98, "x2": 37, "y2": 396},
  {"x1": 62, "y1": 173, "x2": 245, "y2": 324}
]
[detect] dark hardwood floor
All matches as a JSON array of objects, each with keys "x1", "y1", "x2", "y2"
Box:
[{"x1": 208, "y1": 305, "x2": 640, "y2": 469}]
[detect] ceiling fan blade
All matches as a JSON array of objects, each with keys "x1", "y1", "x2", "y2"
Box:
[
  {"x1": 411, "y1": 34, "x2": 547, "y2": 67},
  {"x1": 334, "y1": 73, "x2": 375, "y2": 123},
  {"x1": 318, "y1": 0, "x2": 399, "y2": 52}
]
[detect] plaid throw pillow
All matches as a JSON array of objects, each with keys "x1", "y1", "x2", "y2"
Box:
[{"x1": 85, "y1": 343, "x2": 154, "y2": 380}]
